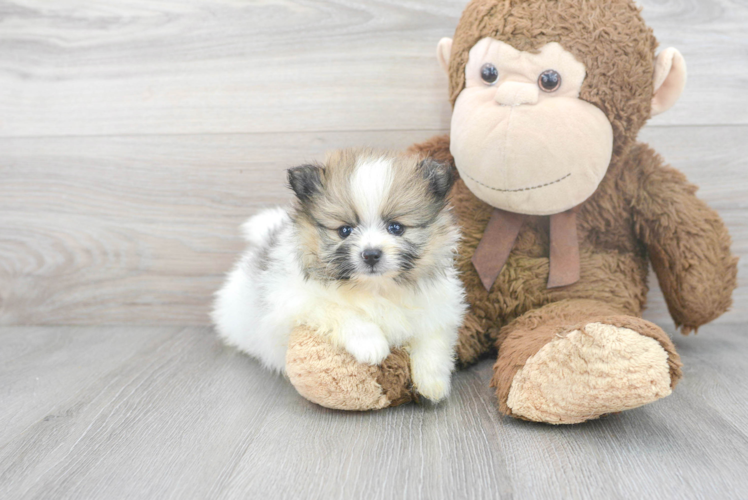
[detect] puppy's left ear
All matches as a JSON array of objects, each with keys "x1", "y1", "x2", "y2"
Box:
[
  {"x1": 288, "y1": 164, "x2": 324, "y2": 203},
  {"x1": 419, "y1": 158, "x2": 454, "y2": 200}
]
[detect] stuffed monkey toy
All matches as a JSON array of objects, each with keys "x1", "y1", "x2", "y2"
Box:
[{"x1": 284, "y1": 0, "x2": 738, "y2": 423}]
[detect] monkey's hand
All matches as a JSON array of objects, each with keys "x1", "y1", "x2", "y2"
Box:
[{"x1": 629, "y1": 145, "x2": 738, "y2": 333}]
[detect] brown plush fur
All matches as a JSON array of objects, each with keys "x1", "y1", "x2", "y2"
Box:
[
  {"x1": 376, "y1": 350, "x2": 417, "y2": 407},
  {"x1": 412, "y1": 134, "x2": 737, "y2": 359},
  {"x1": 488, "y1": 299, "x2": 683, "y2": 418},
  {"x1": 416, "y1": 0, "x2": 736, "y2": 416},
  {"x1": 405, "y1": 129, "x2": 736, "y2": 417},
  {"x1": 285, "y1": 0, "x2": 738, "y2": 422}
]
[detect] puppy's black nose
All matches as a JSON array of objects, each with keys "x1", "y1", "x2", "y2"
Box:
[{"x1": 362, "y1": 248, "x2": 382, "y2": 266}]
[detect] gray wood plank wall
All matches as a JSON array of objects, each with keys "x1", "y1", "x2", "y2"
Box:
[{"x1": 1, "y1": 0, "x2": 746, "y2": 326}]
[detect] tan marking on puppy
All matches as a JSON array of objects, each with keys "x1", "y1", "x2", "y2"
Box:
[{"x1": 289, "y1": 148, "x2": 457, "y2": 285}]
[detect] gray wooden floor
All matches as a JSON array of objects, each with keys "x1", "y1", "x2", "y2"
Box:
[
  {"x1": 2, "y1": 0, "x2": 748, "y2": 498},
  {"x1": 1, "y1": 324, "x2": 747, "y2": 499}
]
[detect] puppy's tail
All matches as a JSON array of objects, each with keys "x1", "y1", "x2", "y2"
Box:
[{"x1": 241, "y1": 207, "x2": 290, "y2": 247}]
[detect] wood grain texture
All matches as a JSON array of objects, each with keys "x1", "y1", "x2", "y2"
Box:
[
  {"x1": 1, "y1": 325, "x2": 747, "y2": 499},
  {"x1": 1, "y1": 127, "x2": 746, "y2": 326},
  {"x1": 0, "y1": 326, "x2": 179, "y2": 447},
  {"x1": 0, "y1": 0, "x2": 746, "y2": 139},
  {"x1": 0, "y1": 130, "x2": 435, "y2": 325}
]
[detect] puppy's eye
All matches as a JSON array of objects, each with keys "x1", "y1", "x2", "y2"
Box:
[
  {"x1": 480, "y1": 63, "x2": 499, "y2": 85},
  {"x1": 387, "y1": 222, "x2": 405, "y2": 236},
  {"x1": 538, "y1": 70, "x2": 562, "y2": 92},
  {"x1": 338, "y1": 226, "x2": 353, "y2": 238}
]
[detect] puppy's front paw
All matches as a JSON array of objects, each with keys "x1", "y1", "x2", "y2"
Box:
[
  {"x1": 412, "y1": 367, "x2": 452, "y2": 403},
  {"x1": 343, "y1": 323, "x2": 390, "y2": 366}
]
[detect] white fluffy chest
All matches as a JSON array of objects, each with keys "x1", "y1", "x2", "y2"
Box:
[{"x1": 296, "y1": 280, "x2": 440, "y2": 346}]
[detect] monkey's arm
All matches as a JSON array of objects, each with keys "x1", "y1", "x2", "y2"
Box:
[
  {"x1": 406, "y1": 134, "x2": 454, "y2": 166},
  {"x1": 628, "y1": 144, "x2": 738, "y2": 333}
]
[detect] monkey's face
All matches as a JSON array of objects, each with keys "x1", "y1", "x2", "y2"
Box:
[{"x1": 449, "y1": 38, "x2": 614, "y2": 215}]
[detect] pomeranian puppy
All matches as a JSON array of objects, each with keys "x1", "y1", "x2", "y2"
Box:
[{"x1": 212, "y1": 148, "x2": 466, "y2": 402}]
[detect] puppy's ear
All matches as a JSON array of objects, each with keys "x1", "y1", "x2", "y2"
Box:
[
  {"x1": 419, "y1": 158, "x2": 454, "y2": 200},
  {"x1": 288, "y1": 164, "x2": 324, "y2": 203}
]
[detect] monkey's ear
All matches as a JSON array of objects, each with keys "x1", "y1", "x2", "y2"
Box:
[
  {"x1": 288, "y1": 164, "x2": 324, "y2": 203},
  {"x1": 419, "y1": 158, "x2": 454, "y2": 200},
  {"x1": 651, "y1": 48, "x2": 687, "y2": 116},
  {"x1": 436, "y1": 38, "x2": 453, "y2": 75}
]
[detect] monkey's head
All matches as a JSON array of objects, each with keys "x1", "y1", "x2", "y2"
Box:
[{"x1": 439, "y1": 0, "x2": 686, "y2": 215}]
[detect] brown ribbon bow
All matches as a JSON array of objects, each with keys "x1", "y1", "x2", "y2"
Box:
[{"x1": 471, "y1": 207, "x2": 581, "y2": 292}]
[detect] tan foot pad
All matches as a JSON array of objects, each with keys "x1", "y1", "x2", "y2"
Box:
[
  {"x1": 507, "y1": 322, "x2": 672, "y2": 424},
  {"x1": 286, "y1": 327, "x2": 414, "y2": 411}
]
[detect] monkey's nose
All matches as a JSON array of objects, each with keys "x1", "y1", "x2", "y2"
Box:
[
  {"x1": 494, "y1": 81, "x2": 539, "y2": 106},
  {"x1": 362, "y1": 248, "x2": 382, "y2": 266}
]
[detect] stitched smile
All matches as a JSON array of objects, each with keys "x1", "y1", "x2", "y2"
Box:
[{"x1": 465, "y1": 172, "x2": 571, "y2": 192}]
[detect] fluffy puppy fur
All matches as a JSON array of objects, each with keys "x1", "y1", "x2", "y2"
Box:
[{"x1": 212, "y1": 148, "x2": 467, "y2": 401}]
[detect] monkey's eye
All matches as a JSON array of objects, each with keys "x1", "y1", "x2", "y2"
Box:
[
  {"x1": 538, "y1": 70, "x2": 562, "y2": 92},
  {"x1": 387, "y1": 222, "x2": 405, "y2": 236},
  {"x1": 480, "y1": 63, "x2": 499, "y2": 85},
  {"x1": 338, "y1": 226, "x2": 353, "y2": 238}
]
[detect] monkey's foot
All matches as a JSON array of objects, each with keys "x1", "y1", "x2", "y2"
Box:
[
  {"x1": 285, "y1": 326, "x2": 415, "y2": 411},
  {"x1": 497, "y1": 320, "x2": 681, "y2": 424}
]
